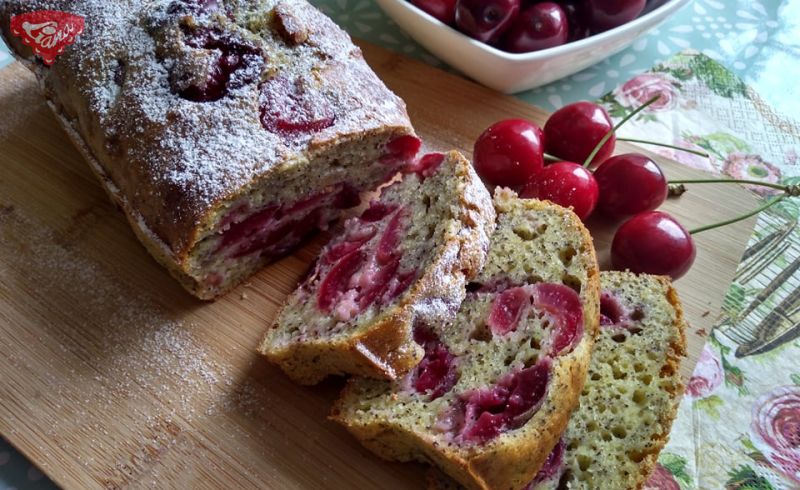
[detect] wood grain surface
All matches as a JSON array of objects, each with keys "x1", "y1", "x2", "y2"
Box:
[{"x1": 0, "y1": 42, "x2": 757, "y2": 489}]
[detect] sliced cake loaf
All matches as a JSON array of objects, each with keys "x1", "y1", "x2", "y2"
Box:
[
  {"x1": 428, "y1": 271, "x2": 687, "y2": 490},
  {"x1": 1, "y1": 0, "x2": 418, "y2": 299},
  {"x1": 331, "y1": 190, "x2": 600, "y2": 490},
  {"x1": 258, "y1": 151, "x2": 496, "y2": 384}
]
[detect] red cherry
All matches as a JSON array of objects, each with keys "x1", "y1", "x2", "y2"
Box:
[
  {"x1": 559, "y1": 0, "x2": 591, "y2": 41},
  {"x1": 381, "y1": 135, "x2": 423, "y2": 166},
  {"x1": 177, "y1": 27, "x2": 262, "y2": 102},
  {"x1": 376, "y1": 208, "x2": 405, "y2": 265},
  {"x1": 457, "y1": 359, "x2": 551, "y2": 443},
  {"x1": 502, "y1": 2, "x2": 569, "y2": 53},
  {"x1": 412, "y1": 326, "x2": 459, "y2": 399},
  {"x1": 586, "y1": 0, "x2": 646, "y2": 32},
  {"x1": 473, "y1": 119, "x2": 545, "y2": 188},
  {"x1": 317, "y1": 250, "x2": 366, "y2": 312},
  {"x1": 411, "y1": 0, "x2": 457, "y2": 24},
  {"x1": 611, "y1": 211, "x2": 696, "y2": 280},
  {"x1": 543, "y1": 101, "x2": 615, "y2": 166},
  {"x1": 532, "y1": 283, "x2": 583, "y2": 356},
  {"x1": 487, "y1": 287, "x2": 530, "y2": 335},
  {"x1": 455, "y1": 0, "x2": 521, "y2": 44},
  {"x1": 259, "y1": 75, "x2": 335, "y2": 137},
  {"x1": 519, "y1": 161, "x2": 599, "y2": 221},
  {"x1": 593, "y1": 153, "x2": 668, "y2": 217}
]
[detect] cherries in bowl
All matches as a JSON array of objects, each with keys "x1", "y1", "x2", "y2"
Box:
[{"x1": 375, "y1": 0, "x2": 691, "y2": 93}]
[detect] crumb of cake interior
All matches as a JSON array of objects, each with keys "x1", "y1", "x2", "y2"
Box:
[{"x1": 0, "y1": 0, "x2": 418, "y2": 299}]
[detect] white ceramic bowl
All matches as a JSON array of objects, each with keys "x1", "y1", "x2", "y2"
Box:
[{"x1": 376, "y1": 0, "x2": 691, "y2": 93}]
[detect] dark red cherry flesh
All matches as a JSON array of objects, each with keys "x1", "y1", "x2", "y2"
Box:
[
  {"x1": 586, "y1": 0, "x2": 646, "y2": 32},
  {"x1": 611, "y1": 211, "x2": 696, "y2": 280},
  {"x1": 543, "y1": 101, "x2": 615, "y2": 167},
  {"x1": 594, "y1": 153, "x2": 668, "y2": 217},
  {"x1": 503, "y1": 2, "x2": 568, "y2": 53},
  {"x1": 473, "y1": 119, "x2": 545, "y2": 188},
  {"x1": 455, "y1": 0, "x2": 521, "y2": 43},
  {"x1": 259, "y1": 75, "x2": 335, "y2": 137},
  {"x1": 519, "y1": 161, "x2": 599, "y2": 221},
  {"x1": 412, "y1": 326, "x2": 458, "y2": 399},
  {"x1": 412, "y1": 0, "x2": 458, "y2": 24},
  {"x1": 178, "y1": 27, "x2": 262, "y2": 102}
]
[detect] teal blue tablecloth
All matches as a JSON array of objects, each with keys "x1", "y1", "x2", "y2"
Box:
[{"x1": 1, "y1": 1, "x2": 798, "y2": 488}]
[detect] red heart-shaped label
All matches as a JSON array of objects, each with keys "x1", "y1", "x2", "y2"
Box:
[{"x1": 10, "y1": 10, "x2": 85, "y2": 66}]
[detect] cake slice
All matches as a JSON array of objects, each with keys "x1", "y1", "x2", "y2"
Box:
[
  {"x1": 1, "y1": 0, "x2": 418, "y2": 299},
  {"x1": 427, "y1": 271, "x2": 687, "y2": 490},
  {"x1": 531, "y1": 272, "x2": 687, "y2": 490},
  {"x1": 331, "y1": 190, "x2": 600, "y2": 490},
  {"x1": 259, "y1": 151, "x2": 496, "y2": 384}
]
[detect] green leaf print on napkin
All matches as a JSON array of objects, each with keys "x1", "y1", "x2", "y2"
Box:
[
  {"x1": 659, "y1": 453, "x2": 692, "y2": 488},
  {"x1": 688, "y1": 132, "x2": 751, "y2": 161},
  {"x1": 723, "y1": 283, "x2": 747, "y2": 318},
  {"x1": 721, "y1": 355, "x2": 748, "y2": 395},
  {"x1": 791, "y1": 373, "x2": 800, "y2": 385},
  {"x1": 689, "y1": 56, "x2": 748, "y2": 99},
  {"x1": 726, "y1": 465, "x2": 775, "y2": 490},
  {"x1": 695, "y1": 394, "x2": 724, "y2": 418}
]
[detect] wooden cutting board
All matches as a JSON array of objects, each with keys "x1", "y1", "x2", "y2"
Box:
[{"x1": 0, "y1": 42, "x2": 757, "y2": 490}]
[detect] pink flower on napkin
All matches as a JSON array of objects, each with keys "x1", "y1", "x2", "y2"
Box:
[
  {"x1": 751, "y1": 386, "x2": 800, "y2": 484},
  {"x1": 685, "y1": 345, "x2": 723, "y2": 398},
  {"x1": 722, "y1": 152, "x2": 782, "y2": 196},
  {"x1": 614, "y1": 73, "x2": 680, "y2": 112},
  {"x1": 643, "y1": 464, "x2": 680, "y2": 490}
]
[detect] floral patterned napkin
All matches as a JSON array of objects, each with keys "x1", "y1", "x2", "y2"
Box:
[{"x1": 601, "y1": 50, "x2": 800, "y2": 490}]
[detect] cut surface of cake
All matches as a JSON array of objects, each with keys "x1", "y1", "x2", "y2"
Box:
[
  {"x1": 427, "y1": 271, "x2": 688, "y2": 490},
  {"x1": 0, "y1": 0, "x2": 418, "y2": 299},
  {"x1": 259, "y1": 150, "x2": 496, "y2": 384},
  {"x1": 332, "y1": 190, "x2": 600, "y2": 490},
  {"x1": 532, "y1": 271, "x2": 687, "y2": 490}
]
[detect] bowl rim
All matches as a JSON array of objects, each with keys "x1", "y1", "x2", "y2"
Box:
[{"x1": 383, "y1": 0, "x2": 692, "y2": 61}]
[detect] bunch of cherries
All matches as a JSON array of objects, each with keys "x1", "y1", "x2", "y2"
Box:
[
  {"x1": 409, "y1": 0, "x2": 651, "y2": 53},
  {"x1": 471, "y1": 97, "x2": 796, "y2": 280}
]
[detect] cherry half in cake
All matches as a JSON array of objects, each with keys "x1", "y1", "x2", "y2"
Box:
[{"x1": 259, "y1": 151, "x2": 496, "y2": 385}]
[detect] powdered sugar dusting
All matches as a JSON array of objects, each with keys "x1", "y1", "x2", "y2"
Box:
[
  {"x1": 2, "y1": 0, "x2": 411, "y2": 253},
  {"x1": 0, "y1": 204, "x2": 284, "y2": 465}
]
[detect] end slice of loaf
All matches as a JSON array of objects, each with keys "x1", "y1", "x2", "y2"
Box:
[
  {"x1": 332, "y1": 190, "x2": 600, "y2": 490},
  {"x1": 428, "y1": 271, "x2": 687, "y2": 490},
  {"x1": 258, "y1": 151, "x2": 496, "y2": 384},
  {"x1": 533, "y1": 271, "x2": 687, "y2": 490}
]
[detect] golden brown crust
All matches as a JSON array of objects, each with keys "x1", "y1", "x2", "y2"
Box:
[
  {"x1": 259, "y1": 151, "x2": 496, "y2": 384},
  {"x1": 631, "y1": 275, "x2": 687, "y2": 490}
]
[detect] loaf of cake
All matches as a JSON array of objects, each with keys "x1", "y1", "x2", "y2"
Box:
[
  {"x1": 428, "y1": 271, "x2": 687, "y2": 490},
  {"x1": 0, "y1": 0, "x2": 418, "y2": 299},
  {"x1": 332, "y1": 190, "x2": 600, "y2": 490},
  {"x1": 259, "y1": 151, "x2": 495, "y2": 384}
]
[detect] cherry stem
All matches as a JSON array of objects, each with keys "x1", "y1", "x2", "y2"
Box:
[
  {"x1": 689, "y1": 195, "x2": 785, "y2": 235},
  {"x1": 583, "y1": 95, "x2": 661, "y2": 168},
  {"x1": 616, "y1": 137, "x2": 709, "y2": 158},
  {"x1": 544, "y1": 153, "x2": 561, "y2": 162},
  {"x1": 669, "y1": 178, "x2": 800, "y2": 196}
]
